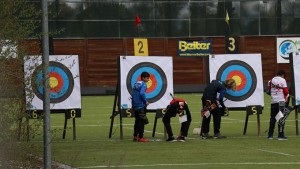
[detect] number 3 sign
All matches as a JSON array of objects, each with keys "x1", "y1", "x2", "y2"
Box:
[
  {"x1": 134, "y1": 38, "x2": 149, "y2": 56},
  {"x1": 225, "y1": 36, "x2": 239, "y2": 54}
]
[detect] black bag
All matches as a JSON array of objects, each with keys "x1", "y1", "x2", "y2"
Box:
[
  {"x1": 139, "y1": 113, "x2": 149, "y2": 125},
  {"x1": 139, "y1": 108, "x2": 149, "y2": 125}
]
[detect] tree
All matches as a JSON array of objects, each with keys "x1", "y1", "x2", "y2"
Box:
[{"x1": 0, "y1": 0, "x2": 42, "y2": 167}]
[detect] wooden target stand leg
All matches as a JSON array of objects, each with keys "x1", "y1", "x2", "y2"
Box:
[
  {"x1": 26, "y1": 115, "x2": 30, "y2": 141},
  {"x1": 62, "y1": 116, "x2": 77, "y2": 140},
  {"x1": 108, "y1": 81, "x2": 129, "y2": 140},
  {"x1": 152, "y1": 115, "x2": 158, "y2": 137},
  {"x1": 152, "y1": 109, "x2": 166, "y2": 138},
  {"x1": 243, "y1": 105, "x2": 262, "y2": 136},
  {"x1": 109, "y1": 84, "x2": 120, "y2": 139},
  {"x1": 24, "y1": 111, "x2": 34, "y2": 142},
  {"x1": 243, "y1": 114, "x2": 249, "y2": 135},
  {"x1": 62, "y1": 110, "x2": 79, "y2": 140}
]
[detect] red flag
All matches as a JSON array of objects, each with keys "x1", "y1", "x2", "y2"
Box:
[{"x1": 134, "y1": 15, "x2": 141, "y2": 27}]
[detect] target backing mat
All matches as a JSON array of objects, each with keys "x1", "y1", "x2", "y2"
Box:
[
  {"x1": 120, "y1": 56, "x2": 173, "y2": 110},
  {"x1": 24, "y1": 55, "x2": 81, "y2": 110},
  {"x1": 209, "y1": 54, "x2": 264, "y2": 108}
]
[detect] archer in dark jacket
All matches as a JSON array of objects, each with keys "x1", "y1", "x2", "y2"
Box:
[
  {"x1": 163, "y1": 98, "x2": 192, "y2": 142},
  {"x1": 201, "y1": 79, "x2": 236, "y2": 139}
]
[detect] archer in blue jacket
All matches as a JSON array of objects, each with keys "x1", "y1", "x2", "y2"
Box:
[{"x1": 132, "y1": 72, "x2": 150, "y2": 142}]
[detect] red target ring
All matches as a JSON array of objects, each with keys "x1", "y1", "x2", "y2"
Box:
[
  {"x1": 49, "y1": 72, "x2": 64, "y2": 93},
  {"x1": 226, "y1": 70, "x2": 246, "y2": 91}
]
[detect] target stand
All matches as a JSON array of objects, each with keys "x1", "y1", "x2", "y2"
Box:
[
  {"x1": 24, "y1": 109, "x2": 81, "y2": 141},
  {"x1": 23, "y1": 55, "x2": 82, "y2": 141},
  {"x1": 243, "y1": 105, "x2": 262, "y2": 136},
  {"x1": 108, "y1": 83, "x2": 166, "y2": 139},
  {"x1": 62, "y1": 109, "x2": 81, "y2": 140},
  {"x1": 109, "y1": 56, "x2": 173, "y2": 140}
]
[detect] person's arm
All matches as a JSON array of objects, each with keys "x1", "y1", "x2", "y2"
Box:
[
  {"x1": 266, "y1": 80, "x2": 271, "y2": 95},
  {"x1": 282, "y1": 79, "x2": 289, "y2": 101},
  {"x1": 218, "y1": 88, "x2": 226, "y2": 108},
  {"x1": 283, "y1": 87, "x2": 289, "y2": 100},
  {"x1": 140, "y1": 83, "x2": 148, "y2": 105},
  {"x1": 267, "y1": 81, "x2": 271, "y2": 91}
]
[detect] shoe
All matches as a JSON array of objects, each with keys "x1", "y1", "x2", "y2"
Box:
[
  {"x1": 166, "y1": 137, "x2": 177, "y2": 142},
  {"x1": 201, "y1": 133, "x2": 209, "y2": 139},
  {"x1": 177, "y1": 136, "x2": 186, "y2": 142},
  {"x1": 278, "y1": 136, "x2": 288, "y2": 141},
  {"x1": 138, "y1": 137, "x2": 149, "y2": 142},
  {"x1": 133, "y1": 136, "x2": 138, "y2": 141},
  {"x1": 213, "y1": 133, "x2": 226, "y2": 139},
  {"x1": 267, "y1": 136, "x2": 273, "y2": 140}
]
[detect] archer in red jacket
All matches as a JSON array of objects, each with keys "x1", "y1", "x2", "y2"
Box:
[{"x1": 163, "y1": 98, "x2": 192, "y2": 142}]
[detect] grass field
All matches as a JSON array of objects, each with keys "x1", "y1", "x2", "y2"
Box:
[{"x1": 29, "y1": 93, "x2": 300, "y2": 169}]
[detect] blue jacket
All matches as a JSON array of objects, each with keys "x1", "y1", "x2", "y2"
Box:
[
  {"x1": 202, "y1": 80, "x2": 227, "y2": 107},
  {"x1": 131, "y1": 81, "x2": 147, "y2": 110}
]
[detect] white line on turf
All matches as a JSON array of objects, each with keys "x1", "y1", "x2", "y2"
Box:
[
  {"x1": 257, "y1": 149, "x2": 294, "y2": 156},
  {"x1": 78, "y1": 162, "x2": 300, "y2": 168}
]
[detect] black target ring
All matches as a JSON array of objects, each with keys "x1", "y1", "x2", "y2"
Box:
[
  {"x1": 31, "y1": 61, "x2": 74, "y2": 103},
  {"x1": 126, "y1": 62, "x2": 167, "y2": 103},
  {"x1": 216, "y1": 60, "x2": 257, "y2": 101}
]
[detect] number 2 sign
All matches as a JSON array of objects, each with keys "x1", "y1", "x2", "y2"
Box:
[{"x1": 134, "y1": 38, "x2": 149, "y2": 56}]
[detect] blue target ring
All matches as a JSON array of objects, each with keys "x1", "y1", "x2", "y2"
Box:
[
  {"x1": 221, "y1": 65, "x2": 252, "y2": 96},
  {"x1": 130, "y1": 67, "x2": 162, "y2": 99},
  {"x1": 127, "y1": 62, "x2": 167, "y2": 103},
  {"x1": 32, "y1": 61, "x2": 74, "y2": 103},
  {"x1": 216, "y1": 60, "x2": 256, "y2": 101}
]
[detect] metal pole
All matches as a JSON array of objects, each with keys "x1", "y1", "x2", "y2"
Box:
[{"x1": 41, "y1": 0, "x2": 51, "y2": 168}]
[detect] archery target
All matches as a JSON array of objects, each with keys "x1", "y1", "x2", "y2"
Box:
[
  {"x1": 24, "y1": 55, "x2": 81, "y2": 110},
  {"x1": 120, "y1": 56, "x2": 173, "y2": 110},
  {"x1": 126, "y1": 62, "x2": 167, "y2": 103},
  {"x1": 209, "y1": 54, "x2": 264, "y2": 108},
  {"x1": 31, "y1": 61, "x2": 74, "y2": 103},
  {"x1": 216, "y1": 60, "x2": 256, "y2": 101}
]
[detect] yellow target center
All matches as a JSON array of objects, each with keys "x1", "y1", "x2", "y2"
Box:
[
  {"x1": 232, "y1": 75, "x2": 242, "y2": 86},
  {"x1": 50, "y1": 77, "x2": 59, "y2": 89},
  {"x1": 147, "y1": 78, "x2": 153, "y2": 88}
]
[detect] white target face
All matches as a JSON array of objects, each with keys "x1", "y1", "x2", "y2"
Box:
[
  {"x1": 120, "y1": 56, "x2": 173, "y2": 110},
  {"x1": 209, "y1": 54, "x2": 264, "y2": 108},
  {"x1": 24, "y1": 55, "x2": 81, "y2": 110}
]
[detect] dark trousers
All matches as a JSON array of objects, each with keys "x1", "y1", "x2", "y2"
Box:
[
  {"x1": 268, "y1": 103, "x2": 285, "y2": 137},
  {"x1": 201, "y1": 99, "x2": 221, "y2": 134},
  {"x1": 162, "y1": 110, "x2": 192, "y2": 138},
  {"x1": 133, "y1": 108, "x2": 146, "y2": 138}
]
